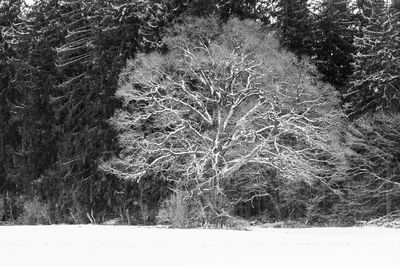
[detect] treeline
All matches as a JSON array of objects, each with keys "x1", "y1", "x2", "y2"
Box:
[{"x1": 0, "y1": 0, "x2": 400, "y2": 226}]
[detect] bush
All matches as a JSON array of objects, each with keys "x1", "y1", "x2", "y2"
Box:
[
  {"x1": 0, "y1": 195, "x2": 26, "y2": 223},
  {"x1": 18, "y1": 198, "x2": 51, "y2": 225},
  {"x1": 0, "y1": 199, "x2": 4, "y2": 223},
  {"x1": 224, "y1": 216, "x2": 250, "y2": 230},
  {"x1": 156, "y1": 192, "x2": 192, "y2": 228}
]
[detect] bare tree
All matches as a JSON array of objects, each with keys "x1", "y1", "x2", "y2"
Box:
[
  {"x1": 345, "y1": 113, "x2": 400, "y2": 219},
  {"x1": 101, "y1": 18, "x2": 345, "y2": 225}
]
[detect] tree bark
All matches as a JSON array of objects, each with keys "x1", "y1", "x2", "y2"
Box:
[
  {"x1": 0, "y1": 97, "x2": 6, "y2": 191},
  {"x1": 386, "y1": 159, "x2": 392, "y2": 215}
]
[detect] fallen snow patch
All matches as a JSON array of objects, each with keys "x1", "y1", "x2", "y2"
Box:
[{"x1": 0, "y1": 225, "x2": 399, "y2": 267}]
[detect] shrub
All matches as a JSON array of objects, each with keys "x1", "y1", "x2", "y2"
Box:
[
  {"x1": 0, "y1": 195, "x2": 26, "y2": 223},
  {"x1": 18, "y1": 198, "x2": 51, "y2": 225},
  {"x1": 156, "y1": 192, "x2": 192, "y2": 228},
  {"x1": 0, "y1": 198, "x2": 4, "y2": 223},
  {"x1": 224, "y1": 216, "x2": 250, "y2": 230}
]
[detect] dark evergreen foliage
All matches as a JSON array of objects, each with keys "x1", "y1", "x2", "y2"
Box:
[
  {"x1": 311, "y1": 0, "x2": 357, "y2": 89},
  {"x1": 276, "y1": 0, "x2": 313, "y2": 56},
  {"x1": 1, "y1": 0, "x2": 400, "y2": 226},
  {"x1": 346, "y1": 0, "x2": 400, "y2": 116}
]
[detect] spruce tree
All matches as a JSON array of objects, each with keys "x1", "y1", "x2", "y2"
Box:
[
  {"x1": 0, "y1": 0, "x2": 23, "y2": 212},
  {"x1": 53, "y1": 0, "x2": 167, "y2": 221},
  {"x1": 276, "y1": 0, "x2": 313, "y2": 56},
  {"x1": 11, "y1": 0, "x2": 61, "y2": 194},
  {"x1": 312, "y1": 0, "x2": 357, "y2": 90},
  {"x1": 346, "y1": 0, "x2": 400, "y2": 116}
]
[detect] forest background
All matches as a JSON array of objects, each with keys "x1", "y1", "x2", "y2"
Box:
[{"x1": 1, "y1": 0, "x2": 400, "y2": 227}]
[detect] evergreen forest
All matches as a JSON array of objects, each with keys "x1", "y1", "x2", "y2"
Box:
[{"x1": 1, "y1": 0, "x2": 400, "y2": 227}]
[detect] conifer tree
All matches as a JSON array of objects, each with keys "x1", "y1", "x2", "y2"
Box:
[
  {"x1": 276, "y1": 0, "x2": 313, "y2": 56},
  {"x1": 0, "y1": 0, "x2": 58, "y2": 219},
  {"x1": 163, "y1": 0, "x2": 261, "y2": 21},
  {"x1": 346, "y1": 0, "x2": 400, "y2": 116},
  {"x1": 0, "y1": 0, "x2": 23, "y2": 217},
  {"x1": 52, "y1": 0, "x2": 168, "y2": 220},
  {"x1": 10, "y1": 0, "x2": 61, "y2": 194},
  {"x1": 312, "y1": 0, "x2": 357, "y2": 89}
]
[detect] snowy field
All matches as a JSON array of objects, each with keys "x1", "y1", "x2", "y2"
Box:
[{"x1": 1, "y1": 226, "x2": 399, "y2": 267}]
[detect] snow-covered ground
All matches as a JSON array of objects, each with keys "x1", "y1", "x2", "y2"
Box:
[{"x1": 1, "y1": 225, "x2": 399, "y2": 267}]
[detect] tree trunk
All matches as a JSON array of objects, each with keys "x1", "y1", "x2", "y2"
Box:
[
  {"x1": 386, "y1": 159, "x2": 392, "y2": 215},
  {"x1": 0, "y1": 99, "x2": 6, "y2": 190},
  {"x1": 270, "y1": 191, "x2": 282, "y2": 220}
]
